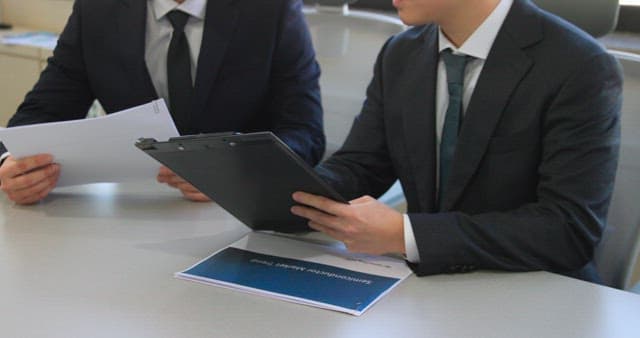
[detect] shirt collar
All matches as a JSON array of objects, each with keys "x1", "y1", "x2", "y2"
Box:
[
  {"x1": 438, "y1": 0, "x2": 513, "y2": 60},
  {"x1": 150, "y1": 0, "x2": 207, "y2": 21}
]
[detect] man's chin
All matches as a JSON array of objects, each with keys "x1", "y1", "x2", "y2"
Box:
[{"x1": 397, "y1": 13, "x2": 428, "y2": 27}]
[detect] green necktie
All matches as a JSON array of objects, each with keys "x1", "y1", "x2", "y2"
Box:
[{"x1": 439, "y1": 49, "x2": 471, "y2": 209}]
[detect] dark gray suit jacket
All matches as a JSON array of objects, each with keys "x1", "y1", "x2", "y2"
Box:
[
  {"x1": 317, "y1": 0, "x2": 623, "y2": 282},
  {"x1": 3, "y1": 0, "x2": 324, "y2": 165}
]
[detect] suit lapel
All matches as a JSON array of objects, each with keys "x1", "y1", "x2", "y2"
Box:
[
  {"x1": 403, "y1": 26, "x2": 439, "y2": 212},
  {"x1": 115, "y1": 0, "x2": 157, "y2": 102},
  {"x1": 440, "y1": 0, "x2": 541, "y2": 210},
  {"x1": 192, "y1": 0, "x2": 239, "y2": 116}
]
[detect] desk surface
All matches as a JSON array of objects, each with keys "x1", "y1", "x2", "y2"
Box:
[{"x1": 1, "y1": 181, "x2": 639, "y2": 338}]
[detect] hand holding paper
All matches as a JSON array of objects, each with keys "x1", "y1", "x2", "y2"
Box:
[
  {"x1": 0, "y1": 100, "x2": 179, "y2": 203},
  {"x1": 0, "y1": 154, "x2": 60, "y2": 204}
]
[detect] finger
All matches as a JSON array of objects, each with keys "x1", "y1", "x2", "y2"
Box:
[
  {"x1": 157, "y1": 177, "x2": 188, "y2": 191},
  {"x1": 164, "y1": 179, "x2": 182, "y2": 189},
  {"x1": 13, "y1": 193, "x2": 43, "y2": 205},
  {"x1": 165, "y1": 179, "x2": 209, "y2": 202},
  {"x1": 158, "y1": 174, "x2": 183, "y2": 187},
  {"x1": 172, "y1": 181, "x2": 202, "y2": 195},
  {"x1": 291, "y1": 205, "x2": 344, "y2": 232},
  {"x1": 157, "y1": 168, "x2": 178, "y2": 183},
  {"x1": 349, "y1": 195, "x2": 376, "y2": 204},
  {"x1": 292, "y1": 191, "x2": 349, "y2": 216},
  {"x1": 13, "y1": 180, "x2": 55, "y2": 205},
  {"x1": 10, "y1": 167, "x2": 58, "y2": 198},
  {"x1": 308, "y1": 221, "x2": 350, "y2": 245},
  {"x1": 157, "y1": 166, "x2": 184, "y2": 183},
  {"x1": 182, "y1": 191, "x2": 211, "y2": 202},
  {"x1": 3, "y1": 164, "x2": 59, "y2": 192},
  {"x1": 172, "y1": 180, "x2": 204, "y2": 194},
  {"x1": 158, "y1": 166, "x2": 173, "y2": 176},
  {"x1": 161, "y1": 173, "x2": 190, "y2": 187},
  {"x1": 13, "y1": 154, "x2": 54, "y2": 177},
  {"x1": 157, "y1": 175, "x2": 177, "y2": 185},
  {"x1": 9, "y1": 168, "x2": 59, "y2": 204}
]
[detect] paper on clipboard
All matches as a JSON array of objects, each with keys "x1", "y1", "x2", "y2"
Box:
[{"x1": 0, "y1": 99, "x2": 179, "y2": 187}]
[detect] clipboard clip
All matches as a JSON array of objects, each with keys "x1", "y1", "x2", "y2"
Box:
[
  {"x1": 135, "y1": 137, "x2": 158, "y2": 150},
  {"x1": 168, "y1": 132, "x2": 241, "y2": 142}
]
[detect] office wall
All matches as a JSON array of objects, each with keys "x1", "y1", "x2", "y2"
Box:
[
  {"x1": 2, "y1": 0, "x2": 72, "y2": 33},
  {"x1": 0, "y1": 0, "x2": 71, "y2": 125}
]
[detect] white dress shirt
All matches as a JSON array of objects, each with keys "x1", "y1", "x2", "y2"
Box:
[
  {"x1": 404, "y1": 0, "x2": 514, "y2": 263},
  {"x1": 0, "y1": 0, "x2": 207, "y2": 164},
  {"x1": 145, "y1": 0, "x2": 206, "y2": 106}
]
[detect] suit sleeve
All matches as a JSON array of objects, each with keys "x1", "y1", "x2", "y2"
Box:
[
  {"x1": 315, "y1": 37, "x2": 398, "y2": 200},
  {"x1": 409, "y1": 52, "x2": 622, "y2": 277},
  {"x1": 265, "y1": 0, "x2": 325, "y2": 166}
]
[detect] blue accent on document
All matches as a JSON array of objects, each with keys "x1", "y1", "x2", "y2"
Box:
[{"x1": 183, "y1": 247, "x2": 400, "y2": 312}]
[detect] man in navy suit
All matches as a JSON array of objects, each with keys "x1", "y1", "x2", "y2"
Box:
[
  {"x1": 0, "y1": 0, "x2": 324, "y2": 204},
  {"x1": 292, "y1": 0, "x2": 622, "y2": 282}
]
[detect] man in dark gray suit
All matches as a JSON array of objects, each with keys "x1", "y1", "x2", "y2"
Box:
[{"x1": 292, "y1": 0, "x2": 622, "y2": 282}]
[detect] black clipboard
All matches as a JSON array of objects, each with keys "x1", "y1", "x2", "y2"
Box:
[{"x1": 136, "y1": 132, "x2": 347, "y2": 232}]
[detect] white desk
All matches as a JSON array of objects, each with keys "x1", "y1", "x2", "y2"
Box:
[{"x1": 1, "y1": 181, "x2": 639, "y2": 338}]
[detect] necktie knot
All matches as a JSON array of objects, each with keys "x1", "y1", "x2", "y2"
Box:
[
  {"x1": 167, "y1": 10, "x2": 190, "y2": 32},
  {"x1": 441, "y1": 49, "x2": 471, "y2": 86}
]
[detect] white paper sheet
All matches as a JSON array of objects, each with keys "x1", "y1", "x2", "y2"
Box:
[{"x1": 0, "y1": 99, "x2": 179, "y2": 187}]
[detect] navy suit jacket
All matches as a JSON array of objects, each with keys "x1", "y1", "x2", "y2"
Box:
[
  {"x1": 4, "y1": 0, "x2": 324, "y2": 165},
  {"x1": 316, "y1": 0, "x2": 623, "y2": 282}
]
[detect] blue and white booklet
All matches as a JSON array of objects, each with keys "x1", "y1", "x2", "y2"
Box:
[
  {"x1": 175, "y1": 232, "x2": 413, "y2": 316},
  {"x1": 1, "y1": 32, "x2": 58, "y2": 50}
]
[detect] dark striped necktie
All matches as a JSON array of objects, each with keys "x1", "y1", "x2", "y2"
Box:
[{"x1": 438, "y1": 48, "x2": 472, "y2": 209}]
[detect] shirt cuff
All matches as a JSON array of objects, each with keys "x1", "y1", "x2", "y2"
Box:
[
  {"x1": 403, "y1": 214, "x2": 420, "y2": 263},
  {"x1": 0, "y1": 152, "x2": 10, "y2": 166}
]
